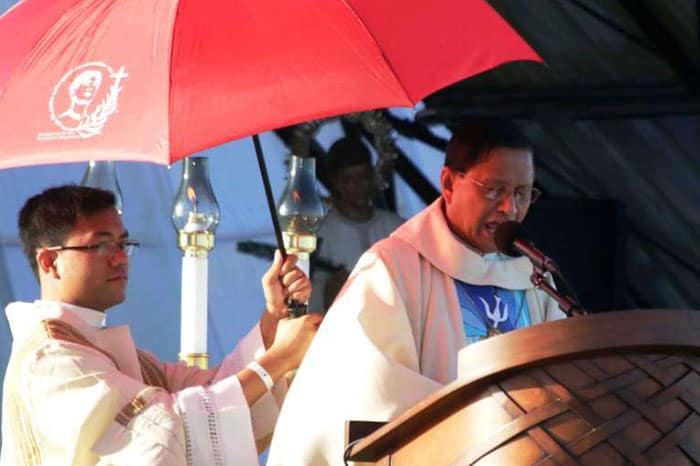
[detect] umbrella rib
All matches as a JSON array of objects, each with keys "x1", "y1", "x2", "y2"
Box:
[{"x1": 335, "y1": 0, "x2": 414, "y2": 105}]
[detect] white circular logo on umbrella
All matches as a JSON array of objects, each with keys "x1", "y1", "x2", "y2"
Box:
[{"x1": 38, "y1": 62, "x2": 128, "y2": 141}]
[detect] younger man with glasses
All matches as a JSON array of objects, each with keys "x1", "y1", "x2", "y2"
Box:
[
  {"x1": 1, "y1": 185, "x2": 321, "y2": 466},
  {"x1": 267, "y1": 118, "x2": 566, "y2": 466}
]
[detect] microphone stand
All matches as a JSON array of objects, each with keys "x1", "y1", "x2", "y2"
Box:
[{"x1": 530, "y1": 267, "x2": 587, "y2": 317}]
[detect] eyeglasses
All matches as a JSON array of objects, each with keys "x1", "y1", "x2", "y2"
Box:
[
  {"x1": 45, "y1": 239, "x2": 140, "y2": 257},
  {"x1": 459, "y1": 173, "x2": 541, "y2": 206}
]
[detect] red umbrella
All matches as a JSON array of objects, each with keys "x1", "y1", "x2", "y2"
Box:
[{"x1": 0, "y1": 0, "x2": 540, "y2": 169}]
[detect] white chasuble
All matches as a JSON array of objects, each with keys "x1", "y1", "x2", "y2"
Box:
[
  {"x1": 1, "y1": 301, "x2": 284, "y2": 466},
  {"x1": 266, "y1": 198, "x2": 565, "y2": 466}
]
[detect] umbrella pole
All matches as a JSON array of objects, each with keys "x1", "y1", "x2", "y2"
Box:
[
  {"x1": 251, "y1": 134, "x2": 308, "y2": 317},
  {"x1": 252, "y1": 134, "x2": 288, "y2": 259}
]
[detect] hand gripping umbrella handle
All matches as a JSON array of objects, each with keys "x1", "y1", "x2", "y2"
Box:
[
  {"x1": 287, "y1": 301, "x2": 308, "y2": 318},
  {"x1": 252, "y1": 134, "x2": 308, "y2": 317}
]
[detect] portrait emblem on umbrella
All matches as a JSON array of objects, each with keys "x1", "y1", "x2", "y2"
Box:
[{"x1": 38, "y1": 61, "x2": 128, "y2": 141}]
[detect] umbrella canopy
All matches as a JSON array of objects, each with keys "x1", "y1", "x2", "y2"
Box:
[{"x1": 0, "y1": 0, "x2": 540, "y2": 168}]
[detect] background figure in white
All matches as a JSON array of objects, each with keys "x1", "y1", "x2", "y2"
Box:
[{"x1": 310, "y1": 136, "x2": 403, "y2": 312}]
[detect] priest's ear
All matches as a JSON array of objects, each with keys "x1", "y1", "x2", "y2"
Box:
[
  {"x1": 36, "y1": 248, "x2": 59, "y2": 278},
  {"x1": 440, "y1": 167, "x2": 456, "y2": 203}
]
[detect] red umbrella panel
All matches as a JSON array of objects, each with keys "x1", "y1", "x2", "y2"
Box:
[{"x1": 0, "y1": 0, "x2": 541, "y2": 169}]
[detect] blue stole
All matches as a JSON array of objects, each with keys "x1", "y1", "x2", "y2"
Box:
[{"x1": 455, "y1": 280, "x2": 531, "y2": 344}]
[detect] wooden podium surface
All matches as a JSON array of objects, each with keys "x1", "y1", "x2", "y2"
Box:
[{"x1": 345, "y1": 310, "x2": 700, "y2": 465}]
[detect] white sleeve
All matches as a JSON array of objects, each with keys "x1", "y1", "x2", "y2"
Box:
[
  {"x1": 216, "y1": 323, "x2": 288, "y2": 441},
  {"x1": 174, "y1": 377, "x2": 258, "y2": 466}
]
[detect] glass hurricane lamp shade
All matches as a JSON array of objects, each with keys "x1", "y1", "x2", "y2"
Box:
[
  {"x1": 277, "y1": 155, "x2": 325, "y2": 257},
  {"x1": 80, "y1": 161, "x2": 124, "y2": 214},
  {"x1": 171, "y1": 157, "x2": 220, "y2": 251}
]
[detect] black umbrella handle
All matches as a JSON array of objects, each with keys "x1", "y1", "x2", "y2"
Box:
[
  {"x1": 287, "y1": 302, "x2": 309, "y2": 318},
  {"x1": 251, "y1": 134, "x2": 308, "y2": 318}
]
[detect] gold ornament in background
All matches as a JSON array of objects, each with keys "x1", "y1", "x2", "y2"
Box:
[{"x1": 285, "y1": 110, "x2": 399, "y2": 192}]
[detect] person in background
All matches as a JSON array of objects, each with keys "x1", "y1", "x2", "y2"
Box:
[
  {"x1": 310, "y1": 136, "x2": 403, "y2": 312},
  {"x1": 267, "y1": 118, "x2": 565, "y2": 466},
  {"x1": 1, "y1": 185, "x2": 321, "y2": 466}
]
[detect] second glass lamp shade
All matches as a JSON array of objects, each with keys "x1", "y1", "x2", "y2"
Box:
[{"x1": 277, "y1": 155, "x2": 325, "y2": 255}]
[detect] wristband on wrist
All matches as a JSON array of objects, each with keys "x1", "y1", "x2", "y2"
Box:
[{"x1": 247, "y1": 360, "x2": 274, "y2": 392}]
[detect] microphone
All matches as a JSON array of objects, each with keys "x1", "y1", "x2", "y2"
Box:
[
  {"x1": 494, "y1": 221, "x2": 560, "y2": 275},
  {"x1": 494, "y1": 221, "x2": 587, "y2": 316}
]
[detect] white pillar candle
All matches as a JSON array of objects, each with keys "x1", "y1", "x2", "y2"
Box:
[
  {"x1": 180, "y1": 254, "x2": 208, "y2": 354},
  {"x1": 297, "y1": 255, "x2": 310, "y2": 280}
]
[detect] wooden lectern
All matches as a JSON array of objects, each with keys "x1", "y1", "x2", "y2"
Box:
[{"x1": 345, "y1": 310, "x2": 700, "y2": 465}]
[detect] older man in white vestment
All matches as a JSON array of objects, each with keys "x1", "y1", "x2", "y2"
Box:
[
  {"x1": 266, "y1": 118, "x2": 567, "y2": 466},
  {"x1": 0, "y1": 185, "x2": 322, "y2": 466}
]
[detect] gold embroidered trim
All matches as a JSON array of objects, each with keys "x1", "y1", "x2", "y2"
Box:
[
  {"x1": 5, "y1": 323, "x2": 55, "y2": 465},
  {"x1": 115, "y1": 393, "x2": 149, "y2": 427},
  {"x1": 10, "y1": 395, "x2": 42, "y2": 465},
  {"x1": 137, "y1": 350, "x2": 170, "y2": 391},
  {"x1": 40, "y1": 319, "x2": 120, "y2": 369}
]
